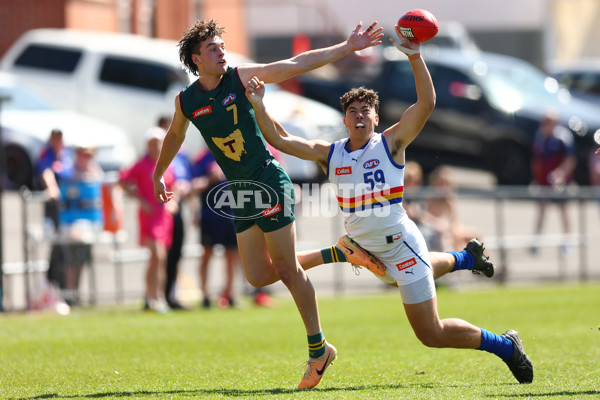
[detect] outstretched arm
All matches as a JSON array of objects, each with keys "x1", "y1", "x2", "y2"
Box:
[
  {"x1": 384, "y1": 26, "x2": 436, "y2": 163},
  {"x1": 237, "y1": 21, "x2": 383, "y2": 85},
  {"x1": 245, "y1": 77, "x2": 330, "y2": 166},
  {"x1": 153, "y1": 95, "x2": 189, "y2": 203}
]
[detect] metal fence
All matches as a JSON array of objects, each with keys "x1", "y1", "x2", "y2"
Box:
[{"x1": 1, "y1": 184, "x2": 599, "y2": 312}]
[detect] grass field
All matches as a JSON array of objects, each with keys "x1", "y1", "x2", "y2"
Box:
[{"x1": 1, "y1": 283, "x2": 599, "y2": 399}]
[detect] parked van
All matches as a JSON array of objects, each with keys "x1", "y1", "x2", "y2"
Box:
[{"x1": 0, "y1": 29, "x2": 345, "y2": 182}]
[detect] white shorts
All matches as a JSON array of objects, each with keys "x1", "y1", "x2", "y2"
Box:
[
  {"x1": 358, "y1": 215, "x2": 433, "y2": 286},
  {"x1": 397, "y1": 273, "x2": 436, "y2": 304}
]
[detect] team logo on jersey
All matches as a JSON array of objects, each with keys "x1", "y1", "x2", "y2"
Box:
[
  {"x1": 222, "y1": 93, "x2": 236, "y2": 106},
  {"x1": 336, "y1": 166, "x2": 352, "y2": 175},
  {"x1": 396, "y1": 258, "x2": 416, "y2": 271},
  {"x1": 212, "y1": 130, "x2": 246, "y2": 161},
  {"x1": 193, "y1": 106, "x2": 212, "y2": 118},
  {"x1": 363, "y1": 159, "x2": 380, "y2": 169}
]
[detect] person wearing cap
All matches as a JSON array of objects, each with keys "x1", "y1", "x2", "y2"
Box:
[{"x1": 118, "y1": 127, "x2": 177, "y2": 313}]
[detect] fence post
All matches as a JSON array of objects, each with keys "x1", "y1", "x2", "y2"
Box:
[
  {"x1": 578, "y1": 197, "x2": 588, "y2": 282},
  {"x1": 21, "y1": 187, "x2": 32, "y2": 310},
  {"x1": 494, "y1": 193, "x2": 507, "y2": 284}
]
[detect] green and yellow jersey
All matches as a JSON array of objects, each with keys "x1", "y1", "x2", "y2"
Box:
[{"x1": 179, "y1": 67, "x2": 273, "y2": 182}]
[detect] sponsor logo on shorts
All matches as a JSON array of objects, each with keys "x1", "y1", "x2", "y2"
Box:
[
  {"x1": 396, "y1": 257, "x2": 416, "y2": 271},
  {"x1": 363, "y1": 159, "x2": 380, "y2": 169},
  {"x1": 222, "y1": 93, "x2": 236, "y2": 106},
  {"x1": 336, "y1": 167, "x2": 352, "y2": 175},
  {"x1": 193, "y1": 106, "x2": 212, "y2": 118},
  {"x1": 262, "y1": 204, "x2": 281, "y2": 217}
]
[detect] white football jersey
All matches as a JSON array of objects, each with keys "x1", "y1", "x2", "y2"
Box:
[{"x1": 327, "y1": 133, "x2": 407, "y2": 247}]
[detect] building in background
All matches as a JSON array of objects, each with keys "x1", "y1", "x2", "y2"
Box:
[
  {"x1": 0, "y1": 0, "x2": 598, "y2": 74},
  {"x1": 0, "y1": 0, "x2": 248, "y2": 58}
]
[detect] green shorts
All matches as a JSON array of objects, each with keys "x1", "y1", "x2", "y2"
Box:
[{"x1": 232, "y1": 160, "x2": 295, "y2": 234}]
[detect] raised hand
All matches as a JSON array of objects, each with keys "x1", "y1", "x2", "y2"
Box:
[
  {"x1": 245, "y1": 76, "x2": 266, "y2": 106},
  {"x1": 347, "y1": 21, "x2": 384, "y2": 51},
  {"x1": 389, "y1": 24, "x2": 420, "y2": 56}
]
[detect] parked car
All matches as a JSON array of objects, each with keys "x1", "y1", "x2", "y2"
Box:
[
  {"x1": 297, "y1": 47, "x2": 600, "y2": 185},
  {"x1": 549, "y1": 60, "x2": 600, "y2": 105},
  {"x1": 0, "y1": 28, "x2": 345, "y2": 183},
  {"x1": 0, "y1": 72, "x2": 136, "y2": 189}
]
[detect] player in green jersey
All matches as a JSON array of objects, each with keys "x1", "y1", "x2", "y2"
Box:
[{"x1": 153, "y1": 19, "x2": 383, "y2": 389}]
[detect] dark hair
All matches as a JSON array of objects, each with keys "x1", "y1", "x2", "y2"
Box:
[
  {"x1": 178, "y1": 19, "x2": 226, "y2": 76},
  {"x1": 340, "y1": 87, "x2": 380, "y2": 114}
]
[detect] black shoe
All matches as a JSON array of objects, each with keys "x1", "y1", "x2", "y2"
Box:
[
  {"x1": 465, "y1": 238, "x2": 495, "y2": 278},
  {"x1": 201, "y1": 297, "x2": 211, "y2": 309},
  {"x1": 167, "y1": 300, "x2": 187, "y2": 310},
  {"x1": 502, "y1": 330, "x2": 533, "y2": 384}
]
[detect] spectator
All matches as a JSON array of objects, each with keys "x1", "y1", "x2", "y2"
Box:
[
  {"x1": 36, "y1": 129, "x2": 75, "y2": 302},
  {"x1": 119, "y1": 127, "x2": 176, "y2": 313},
  {"x1": 530, "y1": 111, "x2": 576, "y2": 255},
  {"x1": 423, "y1": 165, "x2": 481, "y2": 251},
  {"x1": 190, "y1": 150, "x2": 241, "y2": 309},
  {"x1": 402, "y1": 161, "x2": 437, "y2": 250},
  {"x1": 54, "y1": 144, "x2": 104, "y2": 305},
  {"x1": 159, "y1": 116, "x2": 192, "y2": 310}
]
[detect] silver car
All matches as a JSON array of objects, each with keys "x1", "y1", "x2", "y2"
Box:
[{"x1": 0, "y1": 72, "x2": 136, "y2": 189}]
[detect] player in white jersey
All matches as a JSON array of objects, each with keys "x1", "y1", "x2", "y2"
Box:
[{"x1": 244, "y1": 25, "x2": 533, "y2": 384}]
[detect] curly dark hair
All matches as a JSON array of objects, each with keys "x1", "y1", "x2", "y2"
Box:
[
  {"x1": 340, "y1": 87, "x2": 380, "y2": 114},
  {"x1": 178, "y1": 19, "x2": 226, "y2": 76}
]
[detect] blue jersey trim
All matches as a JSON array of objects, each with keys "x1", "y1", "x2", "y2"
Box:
[{"x1": 381, "y1": 134, "x2": 405, "y2": 170}]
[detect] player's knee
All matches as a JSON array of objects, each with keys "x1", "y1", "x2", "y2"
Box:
[
  {"x1": 414, "y1": 329, "x2": 443, "y2": 348},
  {"x1": 272, "y1": 262, "x2": 300, "y2": 285},
  {"x1": 245, "y1": 271, "x2": 273, "y2": 288}
]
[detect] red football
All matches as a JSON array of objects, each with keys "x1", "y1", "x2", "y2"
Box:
[{"x1": 397, "y1": 9, "x2": 439, "y2": 43}]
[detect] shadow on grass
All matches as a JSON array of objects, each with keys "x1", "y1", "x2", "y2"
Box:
[
  {"x1": 14, "y1": 386, "x2": 600, "y2": 399},
  {"x1": 490, "y1": 391, "x2": 600, "y2": 398},
  {"x1": 11, "y1": 383, "x2": 410, "y2": 399}
]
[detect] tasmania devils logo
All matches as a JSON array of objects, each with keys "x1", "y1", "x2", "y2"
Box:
[
  {"x1": 363, "y1": 159, "x2": 380, "y2": 169},
  {"x1": 336, "y1": 167, "x2": 352, "y2": 175},
  {"x1": 193, "y1": 106, "x2": 212, "y2": 118},
  {"x1": 222, "y1": 93, "x2": 236, "y2": 106},
  {"x1": 396, "y1": 258, "x2": 416, "y2": 271},
  {"x1": 262, "y1": 204, "x2": 281, "y2": 217}
]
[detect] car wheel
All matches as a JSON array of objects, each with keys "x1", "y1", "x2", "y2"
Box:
[
  {"x1": 2, "y1": 144, "x2": 33, "y2": 189},
  {"x1": 489, "y1": 141, "x2": 531, "y2": 186}
]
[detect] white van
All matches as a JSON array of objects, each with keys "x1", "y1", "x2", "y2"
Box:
[{"x1": 0, "y1": 29, "x2": 345, "y2": 182}]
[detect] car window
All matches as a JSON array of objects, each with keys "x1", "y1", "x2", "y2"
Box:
[
  {"x1": 387, "y1": 61, "x2": 417, "y2": 100},
  {"x1": 566, "y1": 72, "x2": 600, "y2": 95},
  {"x1": 99, "y1": 56, "x2": 188, "y2": 93},
  {"x1": 14, "y1": 44, "x2": 82, "y2": 73},
  {"x1": 432, "y1": 65, "x2": 484, "y2": 113},
  {"x1": 474, "y1": 61, "x2": 559, "y2": 111}
]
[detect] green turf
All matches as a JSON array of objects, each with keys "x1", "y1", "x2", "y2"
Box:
[{"x1": 1, "y1": 284, "x2": 599, "y2": 399}]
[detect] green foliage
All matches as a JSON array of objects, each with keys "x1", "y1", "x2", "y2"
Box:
[{"x1": 0, "y1": 284, "x2": 599, "y2": 399}]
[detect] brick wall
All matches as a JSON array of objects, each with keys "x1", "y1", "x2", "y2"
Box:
[
  {"x1": 0, "y1": 0, "x2": 66, "y2": 57},
  {"x1": 0, "y1": 0, "x2": 249, "y2": 60}
]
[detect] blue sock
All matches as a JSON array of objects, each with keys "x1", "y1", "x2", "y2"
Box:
[
  {"x1": 448, "y1": 250, "x2": 475, "y2": 272},
  {"x1": 477, "y1": 328, "x2": 514, "y2": 360}
]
